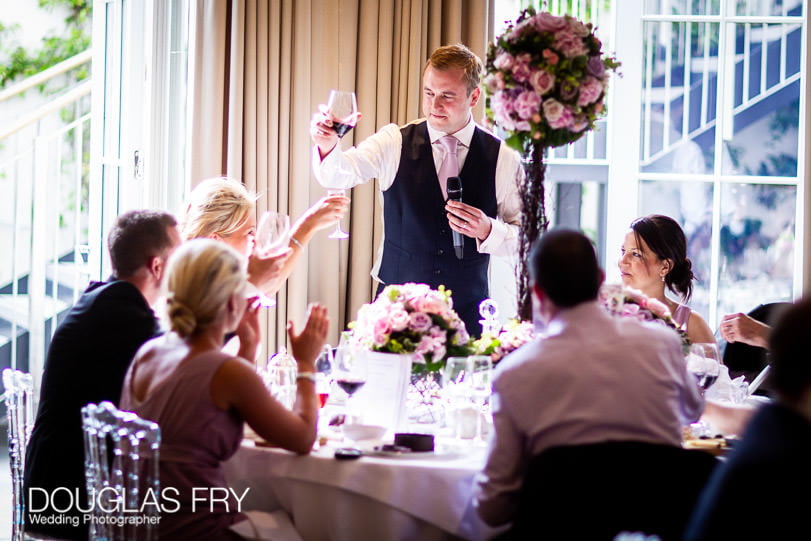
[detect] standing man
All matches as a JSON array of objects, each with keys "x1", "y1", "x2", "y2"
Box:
[
  {"x1": 310, "y1": 44, "x2": 522, "y2": 335},
  {"x1": 474, "y1": 230, "x2": 704, "y2": 527},
  {"x1": 24, "y1": 210, "x2": 182, "y2": 539}
]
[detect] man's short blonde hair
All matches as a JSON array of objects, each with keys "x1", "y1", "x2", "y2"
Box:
[{"x1": 424, "y1": 44, "x2": 483, "y2": 95}]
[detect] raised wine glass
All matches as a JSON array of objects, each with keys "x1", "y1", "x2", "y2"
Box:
[
  {"x1": 327, "y1": 189, "x2": 349, "y2": 239},
  {"x1": 325, "y1": 90, "x2": 359, "y2": 138},
  {"x1": 253, "y1": 211, "x2": 290, "y2": 307}
]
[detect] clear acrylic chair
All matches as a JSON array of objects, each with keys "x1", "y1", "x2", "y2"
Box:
[
  {"x1": 2, "y1": 368, "x2": 35, "y2": 541},
  {"x1": 81, "y1": 401, "x2": 161, "y2": 541}
]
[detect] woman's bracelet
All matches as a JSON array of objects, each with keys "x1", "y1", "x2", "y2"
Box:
[
  {"x1": 290, "y1": 236, "x2": 304, "y2": 250},
  {"x1": 296, "y1": 371, "x2": 317, "y2": 383}
]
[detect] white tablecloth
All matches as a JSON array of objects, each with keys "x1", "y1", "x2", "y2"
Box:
[{"x1": 222, "y1": 439, "x2": 501, "y2": 541}]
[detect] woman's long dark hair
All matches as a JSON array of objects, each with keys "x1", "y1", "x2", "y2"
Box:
[{"x1": 630, "y1": 214, "x2": 695, "y2": 301}]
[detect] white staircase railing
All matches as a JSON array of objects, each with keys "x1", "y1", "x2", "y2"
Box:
[
  {"x1": 0, "y1": 51, "x2": 92, "y2": 387},
  {"x1": 641, "y1": 11, "x2": 803, "y2": 167}
]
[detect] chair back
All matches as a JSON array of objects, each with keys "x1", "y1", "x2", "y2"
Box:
[
  {"x1": 2, "y1": 368, "x2": 34, "y2": 541},
  {"x1": 82, "y1": 401, "x2": 161, "y2": 541},
  {"x1": 510, "y1": 440, "x2": 719, "y2": 541}
]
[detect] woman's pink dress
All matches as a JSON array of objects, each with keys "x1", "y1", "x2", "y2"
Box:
[{"x1": 120, "y1": 350, "x2": 246, "y2": 539}]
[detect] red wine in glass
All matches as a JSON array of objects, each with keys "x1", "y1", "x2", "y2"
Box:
[
  {"x1": 331, "y1": 120, "x2": 354, "y2": 138},
  {"x1": 337, "y1": 378, "x2": 366, "y2": 397},
  {"x1": 326, "y1": 90, "x2": 358, "y2": 139},
  {"x1": 318, "y1": 392, "x2": 330, "y2": 408}
]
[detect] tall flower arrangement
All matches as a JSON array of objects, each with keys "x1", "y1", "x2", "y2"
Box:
[{"x1": 484, "y1": 7, "x2": 619, "y2": 320}]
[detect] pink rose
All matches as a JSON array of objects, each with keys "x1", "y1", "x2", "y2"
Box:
[
  {"x1": 484, "y1": 74, "x2": 500, "y2": 93},
  {"x1": 577, "y1": 76, "x2": 604, "y2": 106},
  {"x1": 533, "y1": 12, "x2": 567, "y2": 32},
  {"x1": 543, "y1": 99, "x2": 573, "y2": 129},
  {"x1": 408, "y1": 311, "x2": 432, "y2": 333},
  {"x1": 529, "y1": 69, "x2": 555, "y2": 95},
  {"x1": 373, "y1": 318, "x2": 391, "y2": 337},
  {"x1": 414, "y1": 296, "x2": 446, "y2": 316},
  {"x1": 514, "y1": 120, "x2": 531, "y2": 131},
  {"x1": 493, "y1": 52, "x2": 515, "y2": 71},
  {"x1": 514, "y1": 89, "x2": 541, "y2": 120},
  {"x1": 491, "y1": 92, "x2": 516, "y2": 130},
  {"x1": 566, "y1": 16, "x2": 591, "y2": 37},
  {"x1": 388, "y1": 308, "x2": 410, "y2": 331},
  {"x1": 569, "y1": 115, "x2": 589, "y2": 132},
  {"x1": 511, "y1": 53, "x2": 532, "y2": 83},
  {"x1": 415, "y1": 335, "x2": 437, "y2": 356},
  {"x1": 553, "y1": 30, "x2": 589, "y2": 58}
]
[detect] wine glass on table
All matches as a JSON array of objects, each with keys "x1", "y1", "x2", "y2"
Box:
[
  {"x1": 687, "y1": 343, "x2": 722, "y2": 438},
  {"x1": 334, "y1": 340, "x2": 367, "y2": 424},
  {"x1": 252, "y1": 211, "x2": 291, "y2": 308},
  {"x1": 687, "y1": 343, "x2": 722, "y2": 394},
  {"x1": 469, "y1": 356, "x2": 493, "y2": 440}
]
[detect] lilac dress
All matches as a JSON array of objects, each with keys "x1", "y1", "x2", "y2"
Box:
[
  {"x1": 672, "y1": 303, "x2": 691, "y2": 332},
  {"x1": 120, "y1": 350, "x2": 246, "y2": 539}
]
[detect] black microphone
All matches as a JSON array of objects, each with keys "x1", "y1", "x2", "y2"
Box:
[{"x1": 446, "y1": 176, "x2": 464, "y2": 260}]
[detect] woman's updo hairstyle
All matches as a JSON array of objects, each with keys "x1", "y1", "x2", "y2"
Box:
[
  {"x1": 630, "y1": 214, "x2": 695, "y2": 301},
  {"x1": 181, "y1": 177, "x2": 257, "y2": 241},
  {"x1": 165, "y1": 239, "x2": 247, "y2": 338}
]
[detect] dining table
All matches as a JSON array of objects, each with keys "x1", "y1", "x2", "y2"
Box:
[{"x1": 222, "y1": 430, "x2": 503, "y2": 541}]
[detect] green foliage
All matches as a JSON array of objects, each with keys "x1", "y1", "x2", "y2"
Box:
[{"x1": 0, "y1": 0, "x2": 91, "y2": 90}]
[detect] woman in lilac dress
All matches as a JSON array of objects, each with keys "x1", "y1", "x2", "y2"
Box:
[
  {"x1": 121, "y1": 239, "x2": 327, "y2": 539},
  {"x1": 618, "y1": 214, "x2": 716, "y2": 345}
]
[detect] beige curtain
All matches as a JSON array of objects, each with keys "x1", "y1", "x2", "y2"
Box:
[{"x1": 189, "y1": 0, "x2": 493, "y2": 353}]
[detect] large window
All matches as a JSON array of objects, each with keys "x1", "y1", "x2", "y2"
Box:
[{"x1": 494, "y1": 0, "x2": 806, "y2": 327}]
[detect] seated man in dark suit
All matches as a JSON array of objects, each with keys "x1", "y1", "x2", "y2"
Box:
[
  {"x1": 473, "y1": 229, "x2": 704, "y2": 527},
  {"x1": 23, "y1": 210, "x2": 181, "y2": 539},
  {"x1": 685, "y1": 297, "x2": 811, "y2": 540}
]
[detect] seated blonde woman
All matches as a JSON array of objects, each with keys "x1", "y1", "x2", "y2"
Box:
[
  {"x1": 120, "y1": 239, "x2": 327, "y2": 539},
  {"x1": 183, "y1": 176, "x2": 349, "y2": 295}
]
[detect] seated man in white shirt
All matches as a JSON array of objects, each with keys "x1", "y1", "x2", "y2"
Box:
[{"x1": 473, "y1": 229, "x2": 704, "y2": 527}]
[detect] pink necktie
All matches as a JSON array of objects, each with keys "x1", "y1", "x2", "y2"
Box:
[{"x1": 437, "y1": 135, "x2": 459, "y2": 199}]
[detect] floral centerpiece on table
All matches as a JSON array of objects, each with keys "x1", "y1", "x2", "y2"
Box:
[
  {"x1": 600, "y1": 284, "x2": 691, "y2": 353},
  {"x1": 472, "y1": 318, "x2": 536, "y2": 365},
  {"x1": 345, "y1": 283, "x2": 472, "y2": 375},
  {"x1": 484, "y1": 7, "x2": 620, "y2": 321}
]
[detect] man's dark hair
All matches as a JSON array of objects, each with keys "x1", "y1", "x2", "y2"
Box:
[
  {"x1": 529, "y1": 229, "x2": 602, "y2": 308},
  {"x1": 769, "y1": 297, "x2": 811, "y2": 403},
  {"x1": 107, "y1": 210, "x2": 177, "y2": 278}
]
